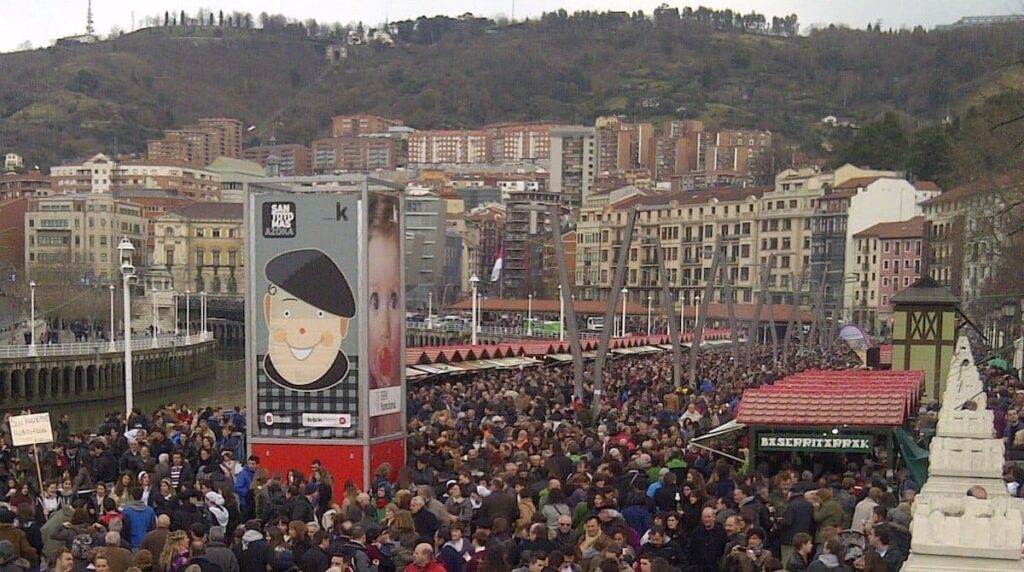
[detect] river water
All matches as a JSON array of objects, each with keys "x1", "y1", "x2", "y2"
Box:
[{"x1": 52, "y1": 351, "x2": 247, "y2": 433}]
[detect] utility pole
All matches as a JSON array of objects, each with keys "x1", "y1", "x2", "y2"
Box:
[
  {"x1": 548, "y1": 205, "x2": 584, "y2": 400},
  {"x1": 592, "y1": 206, "x2": 638, "y2": 420},
  {"x1": 653, "y1": 237, "x2": 682, "y2": 388},
  {"x1": 689, "y1": 235, "x2": 723, "y2": 387}
]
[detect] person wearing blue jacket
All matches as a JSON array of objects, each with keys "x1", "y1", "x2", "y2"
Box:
[
  {"x1": 235, "y1": 456, "x2": 258, "y2": 515},
  {"x1": 120, "y1": 488, "x2": 156, "y2": 550}
]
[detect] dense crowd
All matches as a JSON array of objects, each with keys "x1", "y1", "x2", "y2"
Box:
[{"x1": 0, "y1": 338, "x2": 993, "y2": 572}]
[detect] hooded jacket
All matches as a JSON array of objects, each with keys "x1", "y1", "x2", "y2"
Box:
[
  {"x1": 122, "y1": 500, "x2": 157, "y2": 550},
  {"x1": 233, "y1": 530, "x2": 272, "y2": 572}
]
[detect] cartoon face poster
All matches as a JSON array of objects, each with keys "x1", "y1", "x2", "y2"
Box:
[
  {"x1": 251, "y1": 192, "x2": 362, "y2": 439},
  {"x1": 367, "y1": 192, "x2": 403, "y2": 438}
]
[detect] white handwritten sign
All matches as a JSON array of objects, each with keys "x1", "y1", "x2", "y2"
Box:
[{"x1": 9, "y1": 413, "x2": 53, "y2": 447}]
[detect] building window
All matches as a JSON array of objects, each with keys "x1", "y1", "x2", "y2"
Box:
[
  {"x1": 165, "y1": 248, "x2": 175, "y2": 266},
  {"x1": 212, "y1": 250, "x2": 221, "y2": 266},
  {"x1": 882, "y1": 277, "x2": 889, "y2": 287},
  {"x1": 883, "y1": 242, "x2": 889, "y2": 253},
  {"x1": 903, "y1": 276, "x2": 910, "y2": 287},
  {"x1": 196, "y1": 228, "x2": 205, "y2": 237},
  {"x1": 196, "y1": 249, "x2": 204, "y2": 266},
  {"x1": 212, "y1": 228, "x2": 221, "y2": 238},
  {"x1": 228, "y1": 250, "x2": 237, "y2": 266}
]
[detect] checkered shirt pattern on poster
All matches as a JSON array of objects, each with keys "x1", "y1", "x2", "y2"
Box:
[{"x1": 256, "y1": 354, "x2": 360, "y2": 439}]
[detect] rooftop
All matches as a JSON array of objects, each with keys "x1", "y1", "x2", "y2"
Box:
[
  {"x1": 161, "y1": 202, "x2": 243, "y2": 221},
  {"x1": 737, "y1": 369, "x2": 923, "y2": 427},
  {"x1": 853, "y1": 216, "x2": 926, "y2": 239}
]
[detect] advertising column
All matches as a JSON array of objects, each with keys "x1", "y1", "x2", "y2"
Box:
[
  {"x1": 246, "y1": 182, "x2": 405, "y2": 489},
  {"x1": 366, "y1": 191, "x2": 407, "y2": 484}
]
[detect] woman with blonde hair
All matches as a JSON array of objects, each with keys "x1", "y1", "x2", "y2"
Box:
[{"x1": 158, "y1": 530, "x2": 189, "y2": 572}]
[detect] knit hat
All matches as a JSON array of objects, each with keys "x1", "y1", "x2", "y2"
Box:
[{"x1": 0, "y1": 541, "x2": 12, "y2": 558}]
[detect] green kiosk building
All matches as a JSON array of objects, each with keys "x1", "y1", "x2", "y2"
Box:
[{"x1": 890, "y1": 277, "x2": 960, "y2": 402}]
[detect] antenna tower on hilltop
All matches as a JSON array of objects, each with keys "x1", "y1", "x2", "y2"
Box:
[{"x1": 86, "y1": 0, "x2": 95, "y2": 36}]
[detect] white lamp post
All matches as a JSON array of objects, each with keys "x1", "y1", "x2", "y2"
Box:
[
  {"x1": 109, "y1": 284, "x2": 116, "y2": 351},
  {"x1": 172, "y1": 293, "x2": 179, "y2": 336},
  {"x1": 695, "y1": 294, "x2": 702, "y2": 339},
  {"x1": 200, "y1": 291, "x2": 207, "y2": 341},
  {"x1": 427, "y1": 291, "x2": 433, "y2": 330},
  {"x1": 117, "y1": 237, "x2": 136, "y2": 418},
  {"x1": 469, "y1": 275, "x2": 479, "y2": 345},
  {"x1": 558, "y1": 284, "x2": 564, "y2": 341},
  {"x1": 150, "y1": 289, "x2": 159, "y2": 349},
  {"x1": 527, "y1": 293, "x2": 533, "y2": 337},
  {"x1": 647, "y1": 294, "x2": 653, "y2": 336},
  {"x1": 185, "y1": 289, "x2": 191, "y2": 342},
  {"x1": 680, "y1": 290, "x2": 686, "y2": 335},
  {"x1": 28, "y1": 281, "x2": 37, "y2": 357},
  {"x1": 620, "y1": 287, "x2": 628, "y2": 337}
]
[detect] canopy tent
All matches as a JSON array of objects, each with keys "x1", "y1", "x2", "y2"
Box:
[
  {"x1": 894, "y1": 427, "x2": 930, "y2": 486},
  {"x1": 689, "y1": 419, "x2": 747, "y2": 463}
]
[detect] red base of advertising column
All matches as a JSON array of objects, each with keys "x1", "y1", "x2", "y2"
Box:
[
  {"x1": 250, "y1": 441, "x2": 365, "y2": 488},
  {"x1": 250, "y1": 437, "x2": 406, "y2": 491},
  {"x1": 369, "y1": 437, "x2": 406, "y2": 483}
]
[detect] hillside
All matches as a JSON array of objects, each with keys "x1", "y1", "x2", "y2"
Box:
[{"x1": 1, "y1": 14, "x2": 1022, "y2": 167}]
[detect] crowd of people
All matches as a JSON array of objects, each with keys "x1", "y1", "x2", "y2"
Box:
[{"x1": 0, "y1": 335, "x2": 1011, "y2": 572}]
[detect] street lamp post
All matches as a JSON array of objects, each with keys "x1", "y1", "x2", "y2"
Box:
[
  {"x1": 558, "y1": 284, "x2": 564, "y2": 341},
  {"x1": 28, "y1": 281, "x2": 37, "y2": 357},
  {"x1": 647, "y1": 294, "x2": 653, "y2": 336},
  {"x1": 527, "y1": 293, "x2": 533, "y2": 337},
  {"x1": 427, "y1": 292, "x2": 433, "y2": 330},
  {"x1": 150, "y1": 289, "x2": 159, "y2": 349},
  {"x1": 172, "y1": 293, "x2": 179, "y2": 336},
  {"x1": 620, "y1": 287, "x2": 628, "y2": 338},
  {"x1": 117, "y1": 237, "x2": 136, "y2": 418},
  {"x1": 469, "y1": 275, "x2": 479, "y2": 345},
  {"x1": 200, "y1": 291, "x2": 208, "y2": 341},
  {"x1": 109, "y1": 285, "x2": 116, "y2": 351},
  {"x1": 695, "y1": 295, "x2": 702, "y2": 340},
  {"x1": 185, "y1": 289, "x2": 191, "y2": 342},
  {"x1": 680, "y1": 291, "x2": 686, "y2": 336}
]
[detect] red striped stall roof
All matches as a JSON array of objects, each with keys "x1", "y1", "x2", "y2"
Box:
[
  {"x1": 405, "y1": 330, "x2": 732, "y2": 366},
  {"x1": 737, "y1": 369, "x2": 924, "y2": 428}
]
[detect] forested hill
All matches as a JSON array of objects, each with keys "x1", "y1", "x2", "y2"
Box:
[{"x1": 1, "y1": 10, "x2": 1022, "y2": 167}]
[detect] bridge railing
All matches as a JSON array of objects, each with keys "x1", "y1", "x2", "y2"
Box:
[{"x1": 0, "y1": 333, "x2": 211, "y2": 359}]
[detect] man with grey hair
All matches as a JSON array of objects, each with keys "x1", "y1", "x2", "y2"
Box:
[
  {"x1": 205, "y1": 527, "x2": 239, "y2": 572},
  {"x1": 102, "y1": 531, "x2": 134, "y2": 572},
  {"x1": 416, "y1": 485, "x2": 447, "y2": 525}
]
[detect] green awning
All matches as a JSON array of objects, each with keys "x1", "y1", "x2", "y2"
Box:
[{"x1": 893, "y1": 427, "x2": 929, "y2": 486}]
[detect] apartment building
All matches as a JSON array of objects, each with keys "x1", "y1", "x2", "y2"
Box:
[
  {"x1": 408, "y1": 130, "x2": 491, "y2": 165},
  {"x1": 488, "y1": 122, "x2": 555, "y2": 163},
  {"x1": 922, "y1": 177, "x2": 1023, "y2": 309},
  {"x1": 549, "y1": 126, "x2": 597, "y2": 209},
  {"x1": 152, "y1": 202, "x2": 245, "y2": 297},
  {"x1": 51, "y1": 154, "x2": 221, "y2": 199},
  {"x1": 575, "y1": 187, "x2": 763, "y2": 310},
  {"x1": 243, "y1": 142, "x2": 311, "y2": 176},
  {"x1": 147, "y1": 118, "x2": 243, "y2": 167},
  {"x1": 405, "y1": 187, "x2": 448, "y2": 308},
  {"x1": 311, "y1": 137, "x2": 399, "y2": 173},
  {"x1": 595, "y1": 116, "x2": 655, "y2": 174},
  {"x1": 0, "y1": 171, "x2": 49, "y2": 200},
  {"x1": 330, "y1": 114, "x2": 403, "y2": 137},
  {"x1": 810, "y1": 176, "x2": 939, "y2": 321},
  {"x1": 499, "y1": 189, "x2": 562, "y2": 299},
  {"x1": 757, "y1": 167, "x2": 833, "y2": 304},
  {"x1": 25, "y1": 193, "x2": 146, "y2": 285},
  {"x1": 851, "y1": 216, "x2": 926, "y2": 334}
]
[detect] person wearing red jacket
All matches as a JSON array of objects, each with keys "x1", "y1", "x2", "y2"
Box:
[{"x1": 404, "y1": 543, "x2": 447, "y2": 572}]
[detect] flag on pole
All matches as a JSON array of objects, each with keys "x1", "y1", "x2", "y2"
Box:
[{"x1": 490, "y1": 247, "x2": 504, "y2": 282}]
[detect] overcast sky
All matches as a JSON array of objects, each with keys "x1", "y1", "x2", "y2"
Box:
[{"x1": 0, "y1": 0, "x2": 1017, "y2": 52}]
